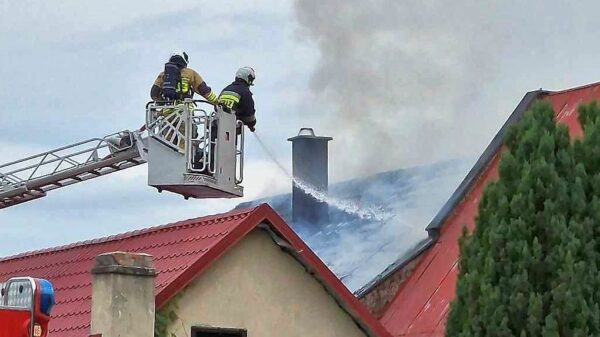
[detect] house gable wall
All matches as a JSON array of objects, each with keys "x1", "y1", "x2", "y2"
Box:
[{"x1": 165, "y1": 227, "x2": 368, "y2": 337}]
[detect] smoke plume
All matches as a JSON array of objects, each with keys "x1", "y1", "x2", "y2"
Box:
[{"x1": 292, "y1": 1, "x2": 562, "y2": 179}]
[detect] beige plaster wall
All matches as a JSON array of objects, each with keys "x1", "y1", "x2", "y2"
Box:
[{"x1": 165, "y1": 228, "x2": 368, "y2": 337}]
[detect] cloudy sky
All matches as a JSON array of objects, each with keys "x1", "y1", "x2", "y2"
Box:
[{"x1": 2, "y1": 0, "x2": 600, "y2": 256}]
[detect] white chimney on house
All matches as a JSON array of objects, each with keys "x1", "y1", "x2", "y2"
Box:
[{"x1": 90, "y1": 252, "x2": 156, "y2": 337}]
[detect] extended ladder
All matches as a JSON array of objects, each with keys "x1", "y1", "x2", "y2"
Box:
[{"x1": 0, "y1": 131, "x2": 147, "y2": 209}]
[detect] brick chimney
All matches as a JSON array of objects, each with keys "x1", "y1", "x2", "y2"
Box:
[
  {"x1": 288, "y1": 128, "x2": 332, "y2": 232},
  {"x1": 90, "y1": 252, "x2": 156, "y2": 337}
]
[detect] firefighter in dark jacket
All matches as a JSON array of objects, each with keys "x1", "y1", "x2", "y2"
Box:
[
  {"x1": 218, "y1": 67, "x2": 257, "y2": 132},
  {"x1": 150, "y1": 51, "x2": 218, "y2": 104},
  {"x1": 193, "y1": 67, "x2": 257, "y2": 171}
]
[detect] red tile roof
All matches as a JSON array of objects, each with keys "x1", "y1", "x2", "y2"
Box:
[
  {"x1": 378, "y1": 81, "x2": 600, "y2": 337},
  {"x1": 0, "y1": 204, "x2": 392, "y2": 337}
]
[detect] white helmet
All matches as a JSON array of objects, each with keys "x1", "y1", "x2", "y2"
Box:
[
  {"x1": 170, "y1": 51, "x2": 189, "y2": 66},
  {"x1": 236, "y1": 67, "x2": 256, "y2": 86}
]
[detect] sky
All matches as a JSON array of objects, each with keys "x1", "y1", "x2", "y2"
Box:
[{"x1": 3, "y1": 0, "x2": 600, "y2": 256}]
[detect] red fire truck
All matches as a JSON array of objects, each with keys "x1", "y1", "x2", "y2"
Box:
[{"x1": 0, "y1": 277, "x2": 55, "y2": 337}]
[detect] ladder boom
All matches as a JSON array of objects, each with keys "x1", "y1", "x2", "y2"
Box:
[{"x1": 0, "y1": 131, "x2": 147, "y2": 209}]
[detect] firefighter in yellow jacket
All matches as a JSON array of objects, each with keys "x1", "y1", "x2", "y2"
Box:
[
  {"x1": 150, "y1": 51, "x2": 218, "y2": 150},
  {"x1": 150, "y1": 51, "x2": 218, "y2": 103}
]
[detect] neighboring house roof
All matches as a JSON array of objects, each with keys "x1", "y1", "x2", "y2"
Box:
[
  {"x1": 355, "y1": 91, "x2": 543, "y2": 301},
  {"x1": 0, "y1": 204, "x2": 392, "y2": 337},
  {"x1": 378, "y1": 81, "x2": 600, "y2": 337}
]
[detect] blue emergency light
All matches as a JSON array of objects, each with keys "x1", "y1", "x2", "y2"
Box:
[{"x1": 37, "y1": 279, "x2": 55, "y2": 316}]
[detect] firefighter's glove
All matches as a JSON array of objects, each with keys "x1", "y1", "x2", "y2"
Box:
[{"x1": 247, "y1": 119, "x2": 256, "y2": 132}]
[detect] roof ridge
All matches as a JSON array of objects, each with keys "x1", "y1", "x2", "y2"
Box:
[
  {"x1": 547, "y1": 80, "x2": 600, "y2": 96},
  {"x1": 0, "y1": 207, "x2": 257, "y2": 263}
]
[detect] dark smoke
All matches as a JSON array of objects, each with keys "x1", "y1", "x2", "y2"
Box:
[{"x1": 293, "y1": 1, "x2": 505, "y2": 177}]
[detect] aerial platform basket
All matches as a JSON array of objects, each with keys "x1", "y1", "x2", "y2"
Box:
[{"x1": 145, "y1": 99, "x2": 244, "y2": 199}]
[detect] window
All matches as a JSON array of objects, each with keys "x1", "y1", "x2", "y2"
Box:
[{"x1": 192, "y1": 326, "x2": 247, "y2": 337}]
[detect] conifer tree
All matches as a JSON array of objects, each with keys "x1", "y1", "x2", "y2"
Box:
[{"x1": 446, "y1": 101, "x2": 600, "y2": 337}]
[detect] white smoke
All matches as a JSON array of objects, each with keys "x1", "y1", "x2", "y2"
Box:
[
  {"x1": 292, "y1": 1, "x2": 600, "y2": 181},
  {"x1": 293, "y1": 1, "x2": 502, "y2": 179},
  {"x1": 310, "y1": 159, "x2": 474, "y2": 291}
]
